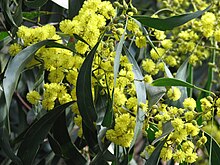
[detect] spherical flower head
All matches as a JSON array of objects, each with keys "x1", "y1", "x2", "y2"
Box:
[
  {"x1": 200, "y1": 97, "x2": 212, "y2": 112},
  {"x1": 184, "y1": 111, "x2": 195, "y2": 121},
  {"x1": 185, "y1": 151, "x2": 198, "y2": 163},
  {"x1": 216, "y1": 98, "x2": 220, "y2": 107},
  {"x1": 127, "y1": 19, "x2": 140, "y2": 34},
  {"x1": 167, "y1": 87, "x2": 181, "y2": 101},
  {"x1": 183, "y1": 97, "x2": 196, "y2": 111},
  {"x1": 144, "y1": 74, "x2": 153, "y2": 83},
  {"x1": 161, "y1": 39, "x2": 173, "y2": 49},
  {"x1": 165, "y1": 55, "x2": 177, "y2": 67},
  {"x1": 42, "y1": 99, "x2": 55, "y2": 110},
  {"x1": 173, "y1": 150, "x2": 185, "y2": 163},
  {"x1": 106, "y1": 113, "x2": 135, "y2": 147},
  {"x1": 135, "y1": 35, "x2": 146, "y2": 48},
  {"x1": 185, "y1": 123, "x2": 200, "y2": 136},
  {"x1": 201, "y1": 12, "x2": 216, "y2": 27},
  {"x1": 182, "y1": 141, "x2": 194, "y2": 153},
  {"x1": 160, "y1": 147, "x2": 173, "y2": 161},
  {"x1": 48, "y1": 68, "x2": 65, "y2": 83},
  {"x1": 142, "y1": 59, "x2": 156, "y2": 74},
  {"x1": 189, "y1": 54, "x2": 199, "y2": 66},
  {"x1": 9, "y1": 43, "x2": 22, "y2": 56},
  {"x1": 154, "y1": 30, "x2": 166, "y2": 40},
  {"x1": 171, "y1": 118, "x2": 184, "y2": 131},
  {"x1": 145, "y1": 145, "x2": 155, "y2": 156},
  {"x1": 26, "y1": 91, "x2": 41, "y2": 105},
  {"x1": 150, "y1": 48, "x2": 165, "y2": 60}
]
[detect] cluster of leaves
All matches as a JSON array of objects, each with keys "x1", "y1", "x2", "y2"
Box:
[{"x1": 0, "y1": 0, "x2": 220, "y2": 165}]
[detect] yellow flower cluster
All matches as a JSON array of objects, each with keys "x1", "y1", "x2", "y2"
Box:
[
  {"x1": 59, "y1": 0, "x2": 115, "y2": 54},
  {"x1": 26, "y1": 90, "x2": 41, "y2": 105},
  {"x1": 106, "y1": 113, "x2": 135, "y2": 147}
]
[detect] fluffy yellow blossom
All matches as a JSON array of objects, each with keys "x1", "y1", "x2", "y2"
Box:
[
  {"x1": 183, "y1": 97, "x2": 196, "y2": 110},
  {"x1": 144, "y1": 74, "x2": 153, "y2": 83},
  {"x1": 171, "y1": 118, "x2": 184, "y2": 131},
  {"x1": 150, "y1": 48, "x2": 165, "y2": 60},
  {"x1": 26, "y1": 91, "x2": 41, "y2": 105},
  {"x1": 106, "y1": 113, "x2": 135, "y2": 147},
  {"x1": 8, "y1": 43, "x2": 22, "y2": 56},
  {"x1": 160, "y1": 147, "x2": 173, "y2": 161},
  {"x1": 161, "y1": 39, "x2": 173, "y2": 49},
  {"x1": 185, "y1": 123, "x2": 200, "y2": 136},
  {"x1": 200, "y1": 97, "x2": 212, "y2": 112},
  {"x1": 173, "y1": 150, "x2": 185, "y2": 163},
  {"x1": 185, "y1": 151, "x2": 198, "y2": 163},
  {"x1": 165, "y1": 55, "x2": 177, "y2": 67},
  {"x1": 201, "y1": 12, "x2": 216, "y2": 38},
  {"x1": 142, "y1": 59, "x2": 158, "y2": 75},
  {"x1": 135, "y1": 35, "x2": 146, "y2": 48},
  {"x1": 167, "y1": 87, "x2": 181, "y2": 101}
]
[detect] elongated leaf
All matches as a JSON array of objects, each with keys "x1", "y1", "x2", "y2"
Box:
[
  {"x1": 3, "y1": 40, "x2": 67, "y2": 112},
  {"x1": 24, "y1": 0, "x2": 48, "y2": 8},
  {"x1": 146, "y1": 138, "x2": 167, "y2": 165},
  {"x1": 68, "y1": 0, "x2": 84, "y2": 19},
  {"x1": 0, "y1": 36, "x2": 12, "y2": 50},
  {"x1": 132, "y1": 5, "x2": 211, "y2": 31},
  {"x1": 152, "y1": 77, "x2": 213, "y2": 94},
  {"x1": 0, "y1": 126, "x2": 22, "y2": 165},
  {"x1": 205, "y1": 132, "x2": 220, "y2": 165},
  {"x1": 152, "y1": 121, "x2": 173, "y2": 145},
  {"x1": 113, "y1": 27, "x2": 126, "y2": 88},
  {"x1": 146, "y1": 84, "x2": 166, "y2": 108},
  {"x1": 17, "y1": 101, "x2": 73, "y2": 165},
  {"x1": 0, "y1": 0, "x2": 18, "y2": 28},
  {"x1": 51, "y1": 110, "x2": 87, "y2": 165},
  {"x1": 123, "y1": 46, "x2": 146, "y2": 150},
  {"x1": 76, "y1": 38, "x2": 102, "y2": 131},
  {"x1": 175, "y1": 58, "x2": 189, "y2": 107}
]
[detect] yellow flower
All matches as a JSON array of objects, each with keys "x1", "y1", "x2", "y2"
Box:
[
  {"x1": 214, "y1": 29, "x2": 220, "y2": 42},
  {"x1": 161, "y1": 39, "x2": 173, "y2": 49},
  {"x1": 150, "y1": 48, "x2": 165, "y2": 60},
  {"x1": 144, "y1": 74, "x2": 153, "y2": 83},
  {"x1": 160, "y1": 147, "x2": 172, "y2": 161},
  {"x1": 167, "y1": 87, "x2": 181, "y2": 101},
  {"x1": 26, "y1": 91, "x2": 41, "y2": 105},
  {"x1": 8, "y1": 43, "x2": 22, "y2": 56},
  {"x1": 173, "y1": 150, "x2": 185, "y2": 163},
  {"x1": 135, "y1": 35, "x2": 146, "y2": 48},
  {"x1": 74, "y1": 115, "x2": 83, "y2": 138},
  {"x1": 171, "y1": 118, "x2": 184, "y2": 131},
  {"x1": 185, "y1": 151, "x2": 198, "y2": 163},
  {"x1": 183, "y1": 97, "x2": 196, "y2": 110},
  {"x1": 185, "y1": 123, "x2": 200, "y2": 136},
  {"x1": 106, "y1": 113, "x2": 135, "y2": 147},
  {"x1": 142, "y1": 59, "x2": 158, "y2": 75},
  {"x1": 42, "y1": 99, "x2": 55, "y2": 110}
]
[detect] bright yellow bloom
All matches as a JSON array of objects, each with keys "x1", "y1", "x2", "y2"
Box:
[
  {"x1": 173, "y1": 150, "x2": 185, "y2": 163},
  {"x1": 26, "y1": 90, "x2": 41, "y2": 105},
  {"x1": 183, "y1": 97, "x2": 196, "y2": 110},
  {"x1": 167, "y1": 87, "x2": 181, "y2": 101},
  {"x1": 8, "y1": 43, "x2": 22, "y2": 56},
  {"x1": 135, "y1": 36, "x2": 146, "y2": 48},
  {"x1": 160, "y1": 147, "x2": 173, "y2": 161},
  {"x1": 150, "y1": 48, "x2": 165, "y2": 60}
]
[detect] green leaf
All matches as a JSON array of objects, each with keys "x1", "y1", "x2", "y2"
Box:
[
  {"x1": 151, "y1": 77, "x2": 214, "y2": 95},
  {"x1": 3, "y1": 40, "x2": 68, "y2": 112},
  {"x1": 0, "y1": 0, "x2": 18, "y2": 28},
  {"x1": 146, "y1": 84, "x2": 166, "y2": 108},
  {"x1": 175, "y1": 58, "x2": 189, "y2": 107},
  {"x1": 13, "y1": 0, "x2": 23, "y2": 26},
  {"x1": 0, "y1": 36, "x2": 12, "y2": 50},
  {"x1": 51, "y1": 110, "x2": 87, "y2": 165},
  {"x1": 17, "y1": 101, "x2": 73, "y2": 165},
  {"x1": 24, "y1": 0, "x2": 48, "y2": 8},
  {"x1": 76, "y1": 39, "x2": 102, "y2": 131},
  {"x1": 132, "y1": 5, "x2": 211, "y2": 31},
  {"x1": 0, "y1": 126, "x2": 22, "y2": 165},
  {"x1": 152, "y1": 121, "x2": 173, "y2": 145},
  {"x1": 146, "y1": 138, "x2": 167, "y2": 165},
  {"x1": 205, "y1": 132, "x2": 220, "y2": 165},
  {"x1": 113, "y1": 26, "x2": 126, "y2": 88},
  {"x1": 123, "y1": 46, "x2": 146, "y2": 150},
  {"x1": 0, "y1": 32, "x2": 9, "y2": 41},
  {"x1": 68, "y1": 0, "x2": 84, "y2": 19}
]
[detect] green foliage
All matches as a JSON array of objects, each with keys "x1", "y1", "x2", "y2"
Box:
[{"x1": 0, "y1": 0, "x2": 220, "y2": 165}]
